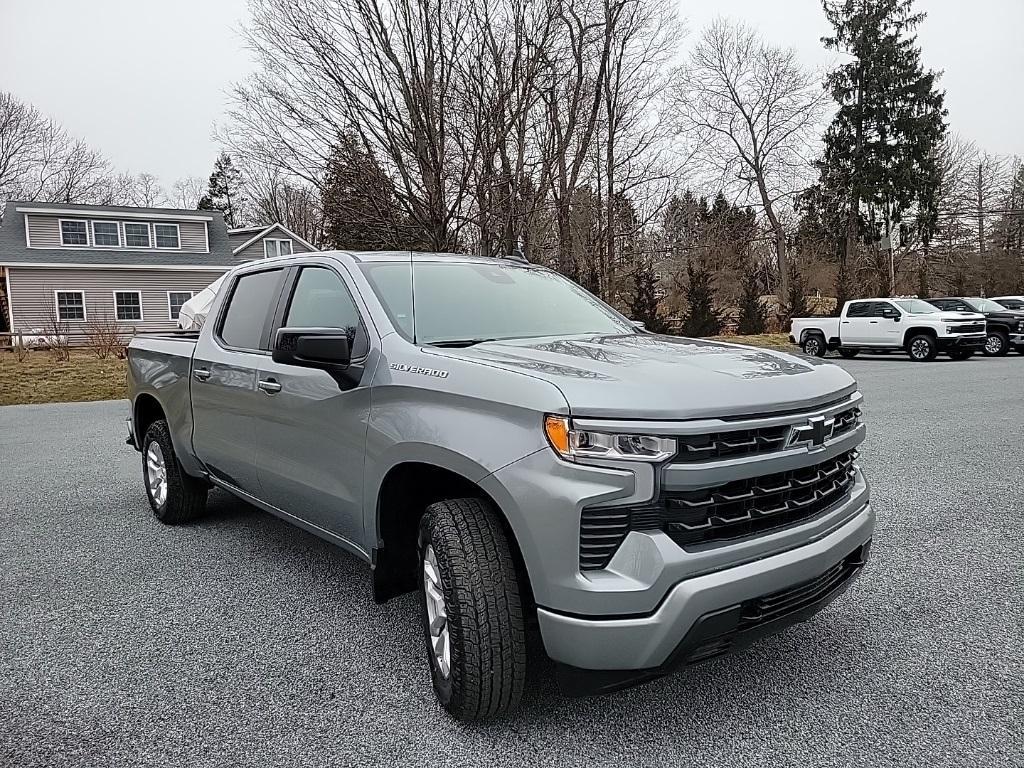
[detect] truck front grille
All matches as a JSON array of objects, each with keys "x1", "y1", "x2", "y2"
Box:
[
  {"x1": 951, "y1": 323, "x2": 985, "y2": 333},
  {"x1": 576, "y1": 396, "x2": 864, "y2": 571},
  {"x1": 663, "y1": 450, "x2": 858, "y2": 546},
  {"x1": 673, "y1": 406, "x2": 860, "y2": 463}
]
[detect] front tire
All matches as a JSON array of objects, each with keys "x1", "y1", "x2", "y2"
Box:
[
  {"x1": 418, "y1": 498, "x2": 526, "y2": 721},
  {"x1": 142, "y1": 420, "x2": 208, "y2": 524},
  {"x1": 802, "y1": 335, "x2": 826, "y2": 357},
  {"x1": 984, "y1": 330, "x2": 1009, "y2": 356},
  {"x1": 948, "y1": 350, "x2": 974, "y2": 361},
  {"x1": 907, "y1": 334, "x2": 938, "y2": 362}
]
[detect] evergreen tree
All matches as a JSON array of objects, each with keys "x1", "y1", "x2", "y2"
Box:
[
  {"x1": 788, "y1": 264, "x2": 809, "y2": 318},
  {"x1": 320, "y1": 134, "x2": 420, "y2": 251},
  {"x1": 681, "y1": 260, "x2": 721, "y2": 336},
  {"x1": 814, "y1": 0, "x2": 947, "y2": 296},
  {"x1": 198, "y1": 151, "x2": 244, "y2": 228},
  {"x1": 916, "y1": 263, "x2": 930, "y2": 299},
  {"x1": 736, "y1": 267, "x2": 766, "y2": 334},
  {"x1": 627, "y1": 256, "x2": 666, "y2": 333}
]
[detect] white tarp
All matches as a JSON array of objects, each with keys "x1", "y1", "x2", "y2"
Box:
[{"x1": 177, "y1": 274, "x2": 226, "y2": 330}]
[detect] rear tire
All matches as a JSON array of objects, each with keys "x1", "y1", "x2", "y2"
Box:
[
  {"x1": 906, "y1": 334, "x2": 938, "y2": 362},
  {"x1": 142, "y1": 420, "x2": 208, "y2": 524},
  {"x1": 802, "y1": 335, "x2": 826, "y2": 357},
  {"x1": 838, "y1": 349, "x2": 860, "y2": 359},
  {"x1": 983, "y1": 330, "x2": 1009, "y2": 356},
  {"x1": 418, "y1": 498, "x2": 526, "y2": 721}
]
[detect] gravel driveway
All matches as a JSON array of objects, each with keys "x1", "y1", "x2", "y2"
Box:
[{"x1": 1, "y1": 356, "x2": 1020, "y2": 767}]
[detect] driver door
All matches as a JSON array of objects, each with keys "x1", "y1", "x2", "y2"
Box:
[{"x1": 252, "y1": 264, "x2": 373, "y2": 549}]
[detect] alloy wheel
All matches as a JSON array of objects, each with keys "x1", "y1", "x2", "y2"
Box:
[
  {"x1": 423, "y1": 544, "x2": 451, "y2": 678},
  {"x1": 145, "y1": 442, "x2": 168, "y2": 507},
  {"x1": 911, "y1": 339, "x2": 930, "y2": 359},
  {"x1": 985, "y1": 335, "x2": 1003, "y2": 355}
]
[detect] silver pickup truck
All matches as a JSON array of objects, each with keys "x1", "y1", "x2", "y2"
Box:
[{"x1": 126, "y1": 251, "x2": 874, "y2": 720}]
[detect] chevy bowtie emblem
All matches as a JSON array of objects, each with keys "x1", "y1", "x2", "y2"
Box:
[{"x1": 788, "y1": 415, "x2": 835, "y2": 450}]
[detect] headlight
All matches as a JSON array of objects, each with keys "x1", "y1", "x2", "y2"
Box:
[{"x1": 544, "y1": 415, "x2": 676, "y2": 462}]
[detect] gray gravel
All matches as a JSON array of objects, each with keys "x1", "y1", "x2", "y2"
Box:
[{"x1": 1, "y1": 354, "x2": 1021, "y2": 767}]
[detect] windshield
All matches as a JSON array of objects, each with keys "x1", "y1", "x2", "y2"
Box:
[
  {"x1": 969, "y1": 298, "x2": 1007, "y2": 312},
  {"x1": 360, "y1": 260, "x2": 635, "y2": 344},
  {"x1": 894, "y1": 299, "x2": 937, "y2": 314}
]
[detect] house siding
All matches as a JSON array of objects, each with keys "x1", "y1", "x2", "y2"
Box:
[
  {"x1": 26, "y1": 215, "x2": 209, "y2": 253},
  {"x1": 234, "y1": 234, "x2": 314, "y2": 262},
  {"x1": 7, "y1": 267, "x2": 225, "y2": 342}
]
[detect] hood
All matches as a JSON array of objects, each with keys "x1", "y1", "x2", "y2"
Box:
[
  {"x1": 934, "y1": 312, "x2": 986, "y2": 322},
  {"x1": 433, "y1": 334, "x2": 857, "y2": 420},
  {"x1": 980, "y1": 309, "x2": 1024, "y2": 321}
]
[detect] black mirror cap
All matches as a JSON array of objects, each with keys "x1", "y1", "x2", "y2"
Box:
[{"x1": 273, "y1": 327, "x2": 352, "y2": 368}]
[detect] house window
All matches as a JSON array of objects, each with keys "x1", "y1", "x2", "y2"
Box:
[
  {"x1": 168, "y1": 291, "x2": 193, "y2": 320},
  {"x1": 60, "y1": 220, "x2": 88, "y2": 246},
  {"x1": 114, "y1": 291, "x2": 143, "y2": 321},
  {"x1": 92, "y1": 221, "x2": 121, "y2": 247},
  {"x1": 264, "y1": 238, "x2": 293, "y2": 258},
  {"x1": 154, "y1": 223, "x2": 180, "y2": 249},
  {"x1": 55, "y1": 291, "x2": 86, "y2": 322},
  {"x1": 124, "y1": 222, "x2": 151, "y2": 248}
]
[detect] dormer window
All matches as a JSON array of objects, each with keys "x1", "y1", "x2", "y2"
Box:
[
  {"x1": 60, "y1": 220, "x2": 88, "y2": 246},
  {"x1": 92, "y1": 221, "x2": 121, "y2": 247},
  {"x1": 124, "y1": 222, "x2": 151, "y2": 248},
  {"x1": 154, "y1": 223, "x2": 180, "y2": 249}
]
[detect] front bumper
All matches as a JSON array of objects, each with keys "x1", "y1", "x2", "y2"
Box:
[
  {"x1": 936, "y1": 333, "x2": 986, "y2": 351},
  {"x1": 537, "y1": 500, "x2": 873, "y2": 693}
]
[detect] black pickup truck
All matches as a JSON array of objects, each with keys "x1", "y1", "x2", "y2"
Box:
[{"x1": 926, "y1": 297, "x2": 1024, "y2": 356}]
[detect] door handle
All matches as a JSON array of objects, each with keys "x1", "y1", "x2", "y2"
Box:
[
  {"x1": 258, "y1": 378, "x2": 282, "y2": 394},
  {"x1": 193, "y1": 368, "x2": 211, "y2": 381},
  {"x1": 841, "y1": 321, "x2": 850, "y2": 324},
  {"x1": 869, "y1": 321, "x2": 878, "y2": 324}
]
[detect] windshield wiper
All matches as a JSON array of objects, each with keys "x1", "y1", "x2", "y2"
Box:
[{"x1": 426, "y1": 338, "x2": 498, "y2": 348}]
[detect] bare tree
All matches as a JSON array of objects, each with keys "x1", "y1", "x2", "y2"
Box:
[
  {"x1": 247, "y1": 165, "x2": 324, "y2": 245},
  {"x1": 0, "y1": 91, "x2": 118, "y2": 205},
  {"x1": 171, "y1": 176, "x2": 206, "y2": 209},
  {"x1": 669, "y1": 18, "x2": 826, "y2": 308}
]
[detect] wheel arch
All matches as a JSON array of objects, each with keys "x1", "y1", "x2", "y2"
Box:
[
  {"x1": 132, "y1": 393, "x2": 166, "y2": 449},
  {"x1": 371, "y1": 459, "x2": 533, "y2": 610},
  {"x1": 902, "y1": 326, "x2": 937, "y2": 346}
]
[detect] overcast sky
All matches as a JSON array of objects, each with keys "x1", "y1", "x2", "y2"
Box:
[{"x1": 1, "y1": 0, "x2": 1021, "y2": 188}]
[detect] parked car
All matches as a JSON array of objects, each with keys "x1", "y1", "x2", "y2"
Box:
[
  {"x1": 126, "y1": 251, "x2": 874, "y2": 720},
  {"x1": 790, "y1": 298, "x2": 987, "y2": 361},
  {"x1": 991, "y1": 295, "x2": 1024, "y2": 311},
  {"x1": 925, "y1": 297, "x2": 1024, "y2": 356}
]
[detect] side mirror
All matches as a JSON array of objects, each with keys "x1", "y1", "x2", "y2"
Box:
[
  {"x1": 273, "y1": 327, "x2": 352, "y2": 370},
  {"x1": 630, "y1": 320, "x2": 647, "y2": 331}
]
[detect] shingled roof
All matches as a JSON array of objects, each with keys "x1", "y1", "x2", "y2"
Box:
[{"x1": 0, "y1": 201, "x2": 235, "y2": 267}]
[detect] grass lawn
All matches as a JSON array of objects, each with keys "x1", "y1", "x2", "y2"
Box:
[
  {"x1": 704, "y1": 333, "x2": 793, "y2": 351},
  {"x1": 0, "y1": 333, "x2": 797, "y2": 407},
  {"x1": 0, "y1": 350, "x2": 127, "y2": 406}
]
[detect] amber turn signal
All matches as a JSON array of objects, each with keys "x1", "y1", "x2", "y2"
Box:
[{"x1": 544, "y1": 415, "x2": 572, "y2": 457}]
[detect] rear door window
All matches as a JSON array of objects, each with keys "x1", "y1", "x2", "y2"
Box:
[
  {"x1": 846, "y1": 302, "x2": 871, "y2": 317},
  {"x1": 218, "y1": 269, "x2": 285, "y2": 351}
]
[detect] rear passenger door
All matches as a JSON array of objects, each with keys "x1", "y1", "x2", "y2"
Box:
[
  {"x1": 252, "y1": 264, "x2": 374, "y2": 549},
  {"x1": 191, "y1": 267, "x2": 286, "y2": 494},
  {"x1": 841, "y1": 301, "x2": 876, "y2": 344}
]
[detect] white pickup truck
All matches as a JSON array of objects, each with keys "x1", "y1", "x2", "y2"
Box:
[{"x1": 790, "y1": 298, "x2": 987, "y2": 361}]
